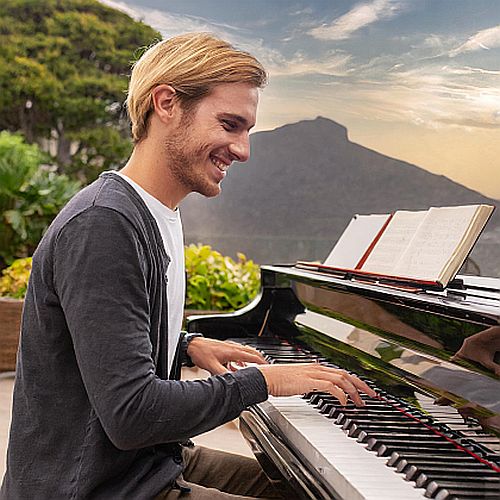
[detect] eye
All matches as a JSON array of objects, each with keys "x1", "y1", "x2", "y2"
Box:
[{"x1": 221, "y1": 119, "x2": 237, "y2": 131}]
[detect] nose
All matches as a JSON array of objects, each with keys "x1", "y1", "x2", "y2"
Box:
[{"x1": 229, "y1": 133, "x2": 250, "y2": 162}]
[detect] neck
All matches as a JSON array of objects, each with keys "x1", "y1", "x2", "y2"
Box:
[{"x1": 120, "y1": 140, "x2": 188, "y2": 210}]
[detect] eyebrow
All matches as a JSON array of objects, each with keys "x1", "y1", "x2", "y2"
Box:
[{"x1": 219, "y1": 113, "x2": 255, "y2": 130}]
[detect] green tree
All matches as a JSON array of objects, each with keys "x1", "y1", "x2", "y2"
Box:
[
  {"x1": 0, "y1": 131, "x2": 80, "y2": 267},
  {"x1": 0, "y1": 0, "x2": 160, "y2": 182}
]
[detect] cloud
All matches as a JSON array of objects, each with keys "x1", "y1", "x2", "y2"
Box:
[
  {"x1": 289, "y1": 7, "x2": 313, "y2": 17},
  {"x1": 100, "y1": 0, "x2": 352, "y2": 79},
  {"x1": 349, "y1": 65, "x2": 500, "y2": 129},
  {"x1": 444, "y1": 66, "x2": 500, "y2": 76},
  {"x1": 99, "y1": 0, "x2": 137, "y2": 18},
  {"x1": 268, "y1": 51, "x2": 352, "y2": 77},
  {"x1": 99, "y1": 0, "x2": 282, "y2": 72},
  {"x1": 449, "y1": 24, "x2": 500, "y2": 57},
  {"x1": 308, "y1": 0, "x2": 406, "y2": 41},
  {"x1": 99, "y1": 0, "x2": 240, "y2": 38}
]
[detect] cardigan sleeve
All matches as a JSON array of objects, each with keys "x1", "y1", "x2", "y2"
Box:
[{"x1": 53, "y1": 206, "x2": 268, "y2": 450}]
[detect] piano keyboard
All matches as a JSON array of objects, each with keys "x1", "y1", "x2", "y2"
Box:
[{"x1": 233, "y1": 337, "x2": 500, "y2": 500}]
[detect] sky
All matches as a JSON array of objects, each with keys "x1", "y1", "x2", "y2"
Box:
[{"x1": 102, "y1": 0, "x2": 500, "y2": 200}]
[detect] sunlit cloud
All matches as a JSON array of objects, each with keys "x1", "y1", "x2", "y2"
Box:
[
  {"x1": 268, "y1": 52, "x2": 353, "y2": 77},
  {"x1": 444, "y1": 66, "x2": 500, "y2": 76},
  {"x1": 309, "y1": 0, "x2": 407, "y2": 41},
  {"x1": 449, "y1": 24, "x2": 500, "y2": 57},
  {"x1": 341, "y1": 65, "x2": 500, "y2": 130}
]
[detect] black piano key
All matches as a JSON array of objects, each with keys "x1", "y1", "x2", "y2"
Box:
[
  {"x1": 376, "y1": 443, "x2": 463, "y2": 457},
  {"x1": 415, "y1": 471, "x2": 500, "y2": 488},
  {"x1": 405, "y1": 458, "x2": 500, "y2": 481},
  {"x1": 427, "y1": 480, "x2": 500, "y2": 498},
  {"x1": 401, "y1": 461, "x2": 496, "y2": 477},
  {"x1": 327, "y1": 406, "x2": 406, "y2": 418},
  {"x1": 264, "y1": 351, "x2": 322, "y2": 358},
  {"x1": 328, "y1": 405, "x2": 410, "y2": 417},
  {"x1": 270, "y1": 357, "x2": 321, "y2": 364},
  {"x1": 387, "y1": 451, "x2": 479, "y2": 468},
  {"x1": 306, "y1": 392, "x2": 331, "y2": 404},
  {"x1": 259, "y1": 346, "x2": 301, "y2": 352},
  {"x1": 319, "y1": 393, "x2": 393, "y2": 404},
  {"x1": 319, "y1": 399, "x2": 394, "y2": 411},
  {"x1": 336, "y1": 411, "x2": 413, "y2": 423},
  {"x1": 342, "y1": 419, "x2": 425, "y2": 434},
  {"x1": 435, "y1": 492, "x2": 500, "y2": 500},
  {"x1": 395, "y1": 457, "x2": 495, "y2": 474},
  {"x1": 357, "y1": 430, "x2": 437, "y2": 443},
  {"x1": 349, "y1": 423, "x2": 433, "y2": 438},
  {"x1": 334, "y1": 408, "x2": 425, "y2": 428},
  {"x1": 340, "y1": 416, "x2": 425, "y2": 431},
  {"x1": 367, "y1": 435, "x2": 454, "y2": 450}
]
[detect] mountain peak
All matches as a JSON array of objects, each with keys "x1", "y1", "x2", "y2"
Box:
[
  {"x1": 264, "y1": 116, "x2": 349, "y2": 142},
  {"x1": 182, "y1": 117, "x2": 498, "y2": 275}
]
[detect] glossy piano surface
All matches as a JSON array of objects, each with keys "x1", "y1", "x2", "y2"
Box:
[{"x1": 186, "y1": 265, "x2": 500, "y2": 500}]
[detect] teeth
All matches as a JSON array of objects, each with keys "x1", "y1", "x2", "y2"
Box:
[{"x1": 211, "y1": 156, "x2": 228, "y2": 171}]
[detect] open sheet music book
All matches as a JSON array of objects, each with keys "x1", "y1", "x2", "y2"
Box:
[{"x1": 297, "y1": 204, "x2": 495, "y2": 290}]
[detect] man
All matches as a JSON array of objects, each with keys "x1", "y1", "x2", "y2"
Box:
[{"x1": 1, "y1": 33, "x2": 374, "y2": 499}]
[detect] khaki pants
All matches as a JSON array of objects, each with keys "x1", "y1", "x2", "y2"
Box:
[{"x1": 155, "y1": 445, "x2": 286, "y2": 499}]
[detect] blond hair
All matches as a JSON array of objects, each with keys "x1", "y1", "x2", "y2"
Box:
[{"x1": 126, "y1": 33, "x2": 267, "y2": 143}]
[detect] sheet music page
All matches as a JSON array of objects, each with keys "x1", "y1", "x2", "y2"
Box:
[
  {"x1": 324, "y1": 214, "x2": 390, "y2": 268},
  {"x1": 391, "y1": 205, "x2": 479, "y2": 280},
  {"x1": 361, "y1": 210, "x2": 427, "y2": 275}
]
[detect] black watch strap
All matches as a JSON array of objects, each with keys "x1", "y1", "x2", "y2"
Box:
[{"x1": 182, "y1": 332, "x2": 204, "y2": 367}]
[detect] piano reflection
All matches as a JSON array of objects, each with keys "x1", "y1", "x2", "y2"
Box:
[{"x1": 186, "y1": 265, "x2": 500, "y2": 500}]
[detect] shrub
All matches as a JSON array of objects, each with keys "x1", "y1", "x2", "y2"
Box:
[
  {"x1": 185, "y1": 244, "x2": 260, "y2": 311},
  {"x1": 0, "y1": 257, "x2": 32, "y2": 299},
  {"x1": 0, "y1": 246, "x2": 261, "y2": 311},
  {"x1": 0, "y1": 131, "x2": 81, "y2": 267}
]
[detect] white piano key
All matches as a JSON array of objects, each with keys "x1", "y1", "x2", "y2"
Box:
[{"x1": 261, "y1": 395, "x2": 426, "y2": 500}]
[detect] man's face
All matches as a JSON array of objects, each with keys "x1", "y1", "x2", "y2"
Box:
[{"x1": 163, "y1": 82, "x2": 259, "y2": 199}]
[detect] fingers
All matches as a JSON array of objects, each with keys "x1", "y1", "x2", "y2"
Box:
[
  {"x1": 309, "y1": 379, "x2": 348, "y2": 406},
  {"x1": 330, "y1": 368, "x2": 376, "y2": 402},
  {"x1": 259, "y1": 363, "x2": 376, "y2": 406},
  {"x1": 226, "y1": 344, "x2": 268, "y2": 366},
  {"x1": 232, "y1": 350, "x2": 268, "y2": 365},
  {"x1": 306, "y1": 365, "x2": 375, "y2": 403}
]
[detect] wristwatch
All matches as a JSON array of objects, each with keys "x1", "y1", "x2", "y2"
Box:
[{"x1": 182, "y1": 332, "x2": 204, "y2": 367}]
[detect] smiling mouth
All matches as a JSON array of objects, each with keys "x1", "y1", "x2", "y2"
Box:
[{"x1": 210, "y1": 155, "x2": 230, "y2": 172}]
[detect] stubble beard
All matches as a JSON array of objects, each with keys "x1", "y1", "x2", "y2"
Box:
[{"x1": 163, "y1": 121, "x2": 221, "y2": 199}]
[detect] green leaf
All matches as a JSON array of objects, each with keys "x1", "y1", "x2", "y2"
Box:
[{"x1": 185, "y1": 243, "x2": 260, "y2": 312}]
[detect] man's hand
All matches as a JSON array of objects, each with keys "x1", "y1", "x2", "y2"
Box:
[
  {"x1": 451, "y1": 326, "x2": 500, "y2": 376},
  {"x1": 258, "y1": 363, "x2": 376, "y2": 407},
  {"x1": 187, "y1": 337, "x2": 268, "y2": 375}
]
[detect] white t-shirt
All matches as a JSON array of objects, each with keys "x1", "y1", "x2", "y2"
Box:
[{"x1": 112, "y1": 171, "x2": 185, "y2": 377}]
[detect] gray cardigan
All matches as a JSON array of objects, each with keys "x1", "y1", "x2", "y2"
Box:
[{"x1": 1, "y1": 172, "x2": 268, "y2": 499}]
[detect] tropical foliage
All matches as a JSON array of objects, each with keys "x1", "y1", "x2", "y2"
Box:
[
  {"x1": 185, "y1": 244, "x2": 261, "y2": 311},
  {"x1": 0, "y1": 131, "x2": 80, "y2": 267},
  {"x1": 0, "y1": 0, "x2": 159, "y2": 182}
]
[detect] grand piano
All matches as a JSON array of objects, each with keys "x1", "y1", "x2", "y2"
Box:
[{"x1": 186, "y1": 265, "x2": 500, "y2": 500}]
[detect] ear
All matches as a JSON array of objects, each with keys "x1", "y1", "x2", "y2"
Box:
[{"x1": 151, "y1": 84, "x2": 180, "y2": 124}]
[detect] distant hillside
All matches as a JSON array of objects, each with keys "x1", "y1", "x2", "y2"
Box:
[{"x1": 180, "y1": 117, "x2": 500, "y2": 277}]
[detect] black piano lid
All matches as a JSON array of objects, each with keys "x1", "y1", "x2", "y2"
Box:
[
  {"x1": 259, "y1": 265, "x2": 500, "y2": 434},
  {"x1": 263, "y1": 265, "x2": 500, "y2": 325}
]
